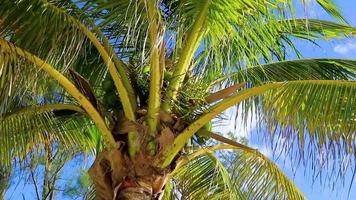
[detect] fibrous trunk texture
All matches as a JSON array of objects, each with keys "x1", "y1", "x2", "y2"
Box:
[
  {"x1": 116, "y1": 182, "x2": 152, "y2": 200},
  {"x1": 89, "y1": 110, "x2": 185, "y2": 200},
  {"x1": 89, "y1": 146, "x2": 169, "y2": 200}
]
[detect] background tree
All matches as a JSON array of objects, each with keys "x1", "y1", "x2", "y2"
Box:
[
  {"x1": 0, "y1": 0, "x2": 356, "y2": 199},
  {"x1": 23, "y1": 146, "x2": 93, "y2": 200},
  {"x1": 0, "y1": 164, "x2": 10, "y2": 200}
]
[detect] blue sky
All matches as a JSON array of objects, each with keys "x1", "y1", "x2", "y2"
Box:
[
  {"x1": 4, "y1": 1, "x2": 356, "y2": 199},
  {"x1": 292, "y1": 0, "x2": 356, "y2": 60}
]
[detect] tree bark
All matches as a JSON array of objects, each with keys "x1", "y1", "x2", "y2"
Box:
[
  {"x1": 115, "y1": 182, "x2": 153, "y2": 200},
  {"x1": 89, "y1": 146, "x2": 168, "y2": 200}
]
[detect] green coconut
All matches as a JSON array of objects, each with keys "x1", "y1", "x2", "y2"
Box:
[
  {"x1": 103, "y1": 92, "x2": 117, "y2": 107},
  {"x1": 102, "y1": 78, "x2": 115, "y2": 92}
]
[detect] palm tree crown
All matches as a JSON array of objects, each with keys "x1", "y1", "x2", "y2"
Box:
[{"x1": 0, "y1": 0, "x2": 355, "y2": 199}]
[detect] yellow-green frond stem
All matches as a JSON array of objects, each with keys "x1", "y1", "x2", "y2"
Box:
[
  {"x1": 147, "y1": 47, "x2": 161, "y2": 135},
  {"x1": 0, "y1": 39, "x2": 116, "y2": 149},
  {"x1": 146, "y1": 0, "x2": 163, "y2": 136},
  {"x1": 80, "y1": 26, "x2": 140, "y2": 156},
  {"x1": 162, "y1": 0, "x2": 211, "y2": 113},
  {"x1": 146, "y1": 0, "x2": 160, "y2": 42},
  {"x1": 80, "y1": 25, "x2": 136, "y2": 121},
  {"x1": 128, "y1": 131, "x2": 139, "y2": 157},
  {"x1": 89, "y1": 24, "x2": 137, "y2": 110}
]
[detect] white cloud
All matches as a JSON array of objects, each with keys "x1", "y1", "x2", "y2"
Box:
[
  {"x1": 333, "y1": 42, "x2": 356, "y2": 55},
  {"x1": 213, "y1": 106, "x2": 257, "y2": 139}
]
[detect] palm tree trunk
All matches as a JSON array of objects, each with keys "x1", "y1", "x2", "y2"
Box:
[
  {"x1": 116, "y1": 184, "x2": 153, "y2": 200},
  {"x1": 89, "y1": 147, "x2": 167, "y2": 200}
]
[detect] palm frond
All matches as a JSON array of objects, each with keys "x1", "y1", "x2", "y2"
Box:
[
  {"x1": 286, "y1": 19, "x2": 356, "y2": 39},
  {"x1": 205, "y1": 80, "x2": 356, "y2": 183},
  {"x1": 0, "y1": 0, "x2": 86, "y2": 67},
  {"x1": 168, "y1": 152, "x2": 245, "y2": 200},
  {"x1": 0, "y1": 50, "x2": 37, "y2": 110},
  {"x1": 160, "y1": 80, "x2": 356, "y2": 168},
  {"x1": 163, "y1": 0, "x2": 293, "y2": 111},
  {"x1": 0, "y1": 0, "x2": 136, "y2": 112},
  {"x1": 192, "y1": 19, "x2": 356, "y2": 83},
  {"x1": 0, "y1": 104, "x2": 100, "y2": 168},
  {"x1": 0, "y1": 38, "x2": 116, "y2": 147},
  {"x1": 167, "y1": 144, "x2": 305, "y2": 200},
  {"x1": 258, "y1": 80, "x2": 356, "y2": 179},
  {"x1": 228, "y1": 80, "x2": 356, "y2": 179},
  {"x1": 216, "y1": 59, "x2": 356, "y2": 88},
  {"x1": 0, "y1": 0, "x2": 88, "y2": 109},
  {"x1": 0, "y1": 31, "x2": 108, "y2": 113},
  {"x1": 79, "y1": 0, "x2": 148, "y2": 57},
  {"x1": 84, "y1": 184, "x2": 97, "y2": 200},
  {"x1": 314, "y1": 0, "x2": 346, "y2": 22},
  {"x1": 226, "y1": 147, "x2": 306, "y2": 200}
]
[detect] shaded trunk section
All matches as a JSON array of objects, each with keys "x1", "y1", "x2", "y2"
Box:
[
  {"x1": 89, "y1": 146, "x2": 168, "y2": 200},
  {"x1": 116, "y1": 182, "x2": 152, "y2": 200}
]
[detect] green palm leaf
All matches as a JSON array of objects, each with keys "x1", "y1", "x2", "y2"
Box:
[
  {"x1": 166, "y1": 144, "x2": 305, "y2": 200},
  {"x1": 315, "y1": 0, "x2": 346, "y2": 22},
  {"x1": 228, "y1": 149, "x2": 305, "y2": 200},
  {"x1": 286, "y1": 19, "x2": 356, "y2": 39},
  {"x1": 0, "y1": 0, "x2": 355, "y2": 198},
  {"x1": 0, "y1": 0, "x2": 86, "y2": 65},
  {"x1": 0, "y1": 0, "x2": 135, "y2": 110},
  {"x1": 0, "y1": 104, "x2": 100, "y2": 167},
  {"x1": 191, "y1": 19, "x2": 356, "y2": 84},
  {"x1": 79, "y1": 0, "x2": 148, "y2": 55},
  {"x1": 169, "y1": 152, "x2": 245, "y2": 200},
  {"x1": 163, "y1": 0, "x2": 296, "y2": 111},
  {"x1": 161, "y1": 80, "x2": 356, "y2": 170},
  {"x1": 217, "y1": 59, "x2": 356, "y2": 88},
  {"x1": 212, "y1": 80, "x2": 356, "y2": 181},
  {"x1": 261, "y1": 81, "x2": 356, "y2": 162}
]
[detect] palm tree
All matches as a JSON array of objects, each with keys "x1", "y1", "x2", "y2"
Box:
[{"x1": 0, "y1": 0, "x2": 355, "y2": 199}]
